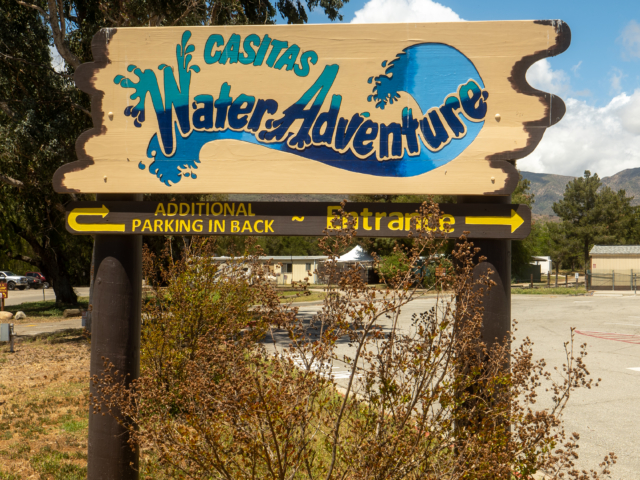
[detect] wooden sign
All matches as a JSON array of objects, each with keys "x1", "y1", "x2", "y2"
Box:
[
  {"x1": 65, "y1": 201, "x2": 531, "y2": 239},
  {"x1": 53, "y1": 21, "x2": 569, "y2": 196},
  {"x1": 0, "y1": 283, "x2": 7, "y2": 299}
]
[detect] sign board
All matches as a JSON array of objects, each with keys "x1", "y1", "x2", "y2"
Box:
[
  {"x1": 53, "y1": 21, "x2": 569, "y2": 196},
  {"x1": 65, "y1": 201, "x2": 531, "y2": 239},
  {"x1": 0, "y1": 283, "x2": 7, "y2": 299}
]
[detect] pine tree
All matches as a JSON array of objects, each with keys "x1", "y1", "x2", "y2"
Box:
[{"x1": 553, "y1": 170, "x2": 635, "y2": 274}]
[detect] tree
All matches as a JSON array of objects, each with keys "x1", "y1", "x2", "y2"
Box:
[
  {"x1": 553, "y1": 170, "x2": 635, "y2": 274},
  {"x1": 546, "y1": 222, "x2": 580, "y2": 285},
  {"x1": 0, "y1": 1, "x2": 93, "y2": 302},
  {"x1": 511, "y1": 172, "x2": 536, "y2": 280},
  {"x1": 2, "y1": 0, "x2": 350, "y2": 302}
]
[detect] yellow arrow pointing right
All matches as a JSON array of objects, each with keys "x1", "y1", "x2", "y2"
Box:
[
  {"x1": 68, "y1": 205, "x2": 125, "y2": 232},
  {"x1": 465, "y1": 209, "x2": 525, "y2": 233}
]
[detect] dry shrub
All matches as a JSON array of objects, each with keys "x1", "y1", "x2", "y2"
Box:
[{"x1": 92, "y1": 201, "x2": 615, "y2": 479}]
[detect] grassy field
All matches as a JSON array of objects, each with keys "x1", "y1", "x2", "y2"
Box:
[
  {"x1": 512, "y1": 286, "x2": 588, "y2": 295},
  {"x1": 276, "y1": 289, "x2": 328, "y2": 303},
  {"x1": 0, "y1": 330, "x2": 90, "y2": 479},
  {"x1": 6, "y1": 298, "x2": 89, "y2": 324}
]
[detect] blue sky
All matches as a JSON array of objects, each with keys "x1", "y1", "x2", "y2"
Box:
[{"x1": 302, "y1": 0, "x2": 640, "y2": 177}]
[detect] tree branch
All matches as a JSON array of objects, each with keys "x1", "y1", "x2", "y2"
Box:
[
  {"x1": 0, "y1": 173, "x2": 24, "y2": 188},
  {"x1": 171, "y1": 5, "x2": 193, "y2": 26},
  {"x1": 46, "y1": 0, "x2": 80, "y2": 68},
  {"x1": 0, "y1": 50, "x2": 72, "y2": 78},
  {"x1": 16, "y1": 0, "x2": 48, "y2": 18},
  {"x1": 3, "y1": 250, "x2": 41, "y2": 267},
  {"x1": 17, "y1": 1, "x2": 81, "y2": 68},
  {"x1": 71, "y1": 102, "x2": 92, "y2": 118}
]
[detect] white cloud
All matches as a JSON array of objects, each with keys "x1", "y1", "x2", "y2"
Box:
[
  {"x1": 571, "y1": 60, "x2": 582, "y2": 76},
  {"x1": 609, "y1": 68, "x2": 625, "y2": 94},
  {"x1": 619, "y1": 20, "x2": 640, "y2": 60},
  {"x1": 518, "y1": 89, "x2": 640, "y2": 177},
  {"x1": 526, "y1": 59, "x2": 571, "y2": 96},
  {"x1": 350, "y1": 0, "x2": 462, "y2": 24}
]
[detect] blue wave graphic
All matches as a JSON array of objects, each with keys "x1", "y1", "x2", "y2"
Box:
[{"x1": 116, "y1": 33, "x2": 487, "y2": 186}]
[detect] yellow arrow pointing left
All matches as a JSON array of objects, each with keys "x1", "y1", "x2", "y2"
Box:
[
  {"x1": 465, "y1": 209, "x2": 525, "y2": 233},
  {"x1": 68, "y1": 205, "x2": 125, "y2": 232}
]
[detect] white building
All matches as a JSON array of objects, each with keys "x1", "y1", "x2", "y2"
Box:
[{"x1": 531, "y1": 256, "x2": 552, "y2": 275}]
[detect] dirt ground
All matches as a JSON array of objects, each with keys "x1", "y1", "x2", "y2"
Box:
[{"x1": 0, "y1": 331, "x2": 90, "y2": 479}]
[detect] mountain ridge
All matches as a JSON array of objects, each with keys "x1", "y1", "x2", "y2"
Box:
[{"x1": 522, "y1": 168, "x2": 640, "y2": 215}]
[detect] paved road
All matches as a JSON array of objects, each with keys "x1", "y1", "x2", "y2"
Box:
[
  {"x1": 4, "y1": 287, "x2": 89, "y2": 306},
  {"x1": 267, "y1": 294, "x2": 640, "y2": 479},
  {"x1": 14, "y1": 318, "x2": 83, "y2": 336}
]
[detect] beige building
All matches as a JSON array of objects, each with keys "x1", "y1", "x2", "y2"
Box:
[
  {"x1": 213, "y1": 255, "x2": 328, "y2": 284},
  {"x1": 589, "y1": 245, "x2": 640, "y2": 290}
]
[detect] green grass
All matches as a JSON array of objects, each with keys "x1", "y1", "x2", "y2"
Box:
[
  {"x1": 6, "y1": 297, "x2": 89, "y2": 319},
  {"x1": 20, "y1": 328, "x2": 87, "y2": 345},
  {"x1": 62, "y1": 419, "x2": 88, "y2": 434},
  {"x1": 512, "y1": 287, "x2": 587, "y2": 295},
  {"x1": 29, "y1": 446, "x2": 86, "y2": 480},
  {"x1": 278, "y1": 291, "x2": 328, "y2": 303}
]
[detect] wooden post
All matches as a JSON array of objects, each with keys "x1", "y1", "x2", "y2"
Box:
[
  {"x1": 458, "y1": 195, "x2": 511, "y2": 357},
  {"x1": 547, "y1": 272, "x2": 550, "y2": 287},
  {"x1": 88, "y1": 194, "x2": 142, "y2": 480},
  {"x1": 565, "y1": 274, "x2": 568, "y2": 287},
  {"x1": 612, "y1": 270, "x2": 615, "y2": 291},
  {"x1": 530, "y1": 273, "x2": 533, "y2": 289}
]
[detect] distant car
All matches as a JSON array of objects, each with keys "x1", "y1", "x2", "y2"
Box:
[
  {"x1": 25, "y1": 272, "x2": 49, "y2": 289},
  {"x1": 0, "y1": 271, "x2": 28, "y2": 290},
  {"x1": 26, "y1": 276, "x2": 43, "y2": 289}
]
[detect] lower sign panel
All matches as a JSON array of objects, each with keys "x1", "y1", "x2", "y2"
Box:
[{"x1": 65, "y1": 202, "x2": 531, "y2": 239}]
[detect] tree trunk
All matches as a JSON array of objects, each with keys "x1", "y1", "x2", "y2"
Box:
[{"x1": 40, "y1": 253, "x2": 78, "y2": 304}]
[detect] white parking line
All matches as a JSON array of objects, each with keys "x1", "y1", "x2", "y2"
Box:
[{"x1": 627, "y1": 367, "x2": 640, "y2": 372}]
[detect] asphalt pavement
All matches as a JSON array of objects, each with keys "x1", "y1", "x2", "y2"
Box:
[
  {"x1": 3, "y1": 286, "x2": 90, "y2": 307},
  {"x1": 266, "y1": 293, "x2": 640, "y2": 479}
]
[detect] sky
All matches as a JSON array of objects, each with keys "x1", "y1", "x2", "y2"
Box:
[{"x1": 303, "y1": 0, "x2": 640, "y2": 178}]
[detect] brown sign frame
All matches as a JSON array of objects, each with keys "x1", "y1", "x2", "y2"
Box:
[{"x1": 66, "y1": 201, "x2": 531, "y2": 239}]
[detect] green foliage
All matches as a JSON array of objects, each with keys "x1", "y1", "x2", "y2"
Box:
[
  {"x1": 2, "y1": 0, "x2": 352, "y2": 302},
  {"x1": 552, "y1": 170, "x2": 636, "y2": 271},
  {"x1": 376, "y1": 250, "x2": 409, "y2": 279},
  {"x1": 0, "y1": 1, "x2": 94, "y2": 302},
  {"x1": 511, "y1": 172, "x2": 537, "y2": 279}
]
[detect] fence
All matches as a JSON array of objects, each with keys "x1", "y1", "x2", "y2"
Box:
[{"x1": 589, "y1": 270, "x2": 639, "y2": 291}]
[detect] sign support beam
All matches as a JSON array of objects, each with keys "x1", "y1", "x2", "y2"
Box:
[
  {"x1": 458, "y1": 195, "x2": 511, "y2": 360},
  {"x1": 88, "y1": 194, "x2": 142, "y2": 480}
]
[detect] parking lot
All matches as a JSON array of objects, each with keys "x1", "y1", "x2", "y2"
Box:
[{"x1": 274, "y1": 293, "x2": 640, "y2": 479}]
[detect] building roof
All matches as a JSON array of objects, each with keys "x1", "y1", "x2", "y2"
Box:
[
  {"x1": 338, "y1": 245, "x2": 374, "y2": 262},
  {"x1": 589, "y1": 245, "x2": 640, "y2": 255}
]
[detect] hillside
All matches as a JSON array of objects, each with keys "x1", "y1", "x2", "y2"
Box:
[{"x1": 522, "y1": 168, "x2": 640, "y2": 215}]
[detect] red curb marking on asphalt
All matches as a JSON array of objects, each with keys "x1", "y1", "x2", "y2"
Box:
[{"x1": 575, "y1": 330, "x2": 640, "y2": 345}]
